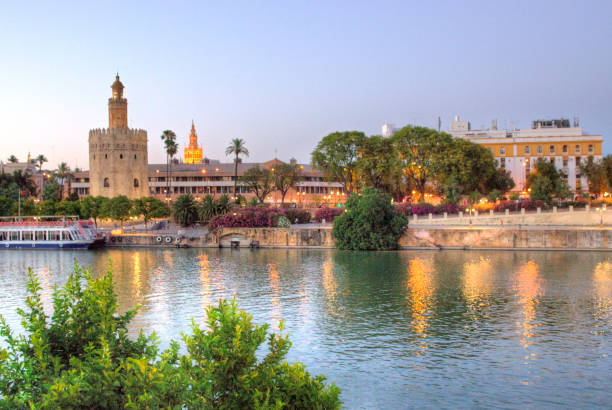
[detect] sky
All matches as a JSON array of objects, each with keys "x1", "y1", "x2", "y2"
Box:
[{"x1": 1, "y1": 0, "x2": 611, "y2": 169}]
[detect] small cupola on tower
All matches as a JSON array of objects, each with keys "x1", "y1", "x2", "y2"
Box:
[{"x1": 108, "y1": 74, "x2": 128, "y2": 129}]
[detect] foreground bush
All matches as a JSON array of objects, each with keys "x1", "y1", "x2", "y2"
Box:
[
  {"x1": 333, "y1": 187, "x2": 408, "y2": 250},
  {"x1": 285, "y1": 209, "x2": 312, "y2": 224},
  {"x1": 209, "y1": 207, "x2": 286, "y2": 229},
  {"x1": 0, "y1": 264, "x2": 341, "y2": 409},
  {"x1": 314, "y1": 207, "x2": 344, "y2": 223}
]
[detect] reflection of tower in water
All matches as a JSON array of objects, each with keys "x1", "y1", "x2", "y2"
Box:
[
  {"x1": 199, "y1": 254, "x2": 211, "y2": 313},
  {"x1": 462, "y1": 257, "x2": 493, "y2": 311},
  {"x1": 406, "y1": 258, "x2": 435, "y2": 351},
  {"x1": 593, "y1": 261, "x2": 612, "y2": 316},
  {"x1": 268, "y1": 263, "x2": 282, "y2": 329}
]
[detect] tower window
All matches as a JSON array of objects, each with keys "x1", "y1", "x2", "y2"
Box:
[
  {"x1": 133, "y1": 178, "x2": 139, "y2": 188},
  {"x1": 93, "y1": 155, "x2": 95, "y2": 160},
  {"x1": 103, "y1": 178, "x2": 110, "y2": 187},
  {"x1": 134, "y1": 154, "x2": 137, "y2": 159},
  {"x1": 120, "y1": 154, "x2": 123, "y2": 159},
  {"x1": 104, "y1": 154, "x2": 108, "y2": 159}
]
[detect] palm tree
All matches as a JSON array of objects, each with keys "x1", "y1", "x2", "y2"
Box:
[
  {"x1": 160, "y1": 130, "x2": 178, "y2": 197},
  {"x1": 7, "y1": 155, "x2": 18, "y2": 163},
  {"x1": 35, "y1": 154, "x2": 48, "y2": 171},
  {"x1": 225, "y1": 138, "x2": 249, "y2": 201},
  {"x1": 56, "y1": 162, "x2": 73, "y2": 200}
]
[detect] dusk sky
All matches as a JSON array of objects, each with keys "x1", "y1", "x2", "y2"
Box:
[{"x1": 1, "y1": 1, "x2": 611, "y2": 169}]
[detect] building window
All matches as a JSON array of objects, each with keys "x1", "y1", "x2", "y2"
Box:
[
  {"x1": 575, "y1": 144, "x2": 581, "y2": 153},
  {"x1": 563, "y1": 159, "x2": 568, "y2": 167},
  {"x1": 524, "y1": 146, "x2": 530, "y2": 154},
  {"x1": 549, "y1": 145, "x2": 555, "y2": 154},
  {"x1": 500, "y1": 158, "x2": 506, "y2": 168},
  {"x1": 103, "y1": 178, "x2": 110, "y2": 187},
  {"x1": 562, "y1": 145, "x2": 568, "y2": 153},
  {"x1": 104, "y1": 154, "x2": 108, "y2": 159},
  {"x1": 588, "y1": 144, "x2": 594, "y2": 153},
  {"x1": 537, "y1": 145, "x2": 542, "y2": 154},
  {"x1": 500, "y1": 147, "x2": 506, "y2": 155},
  {"x1": 120, "y1": 154, "x2": 123, "y2": 159},
  {"x1": 134, "y1": 154, "x2": 137, "y2": 159},
  {"x1": 576, "y1": 156, "x2": 581, "y2": 165},
  {"x1": 488, "y1": 147, "x2": 493, "y2": 154},
  {"x1": 133, "y1": 178, "x2": 139, "y2": 188}
]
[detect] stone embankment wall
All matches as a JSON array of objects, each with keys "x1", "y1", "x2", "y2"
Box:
[{"x1": 107, "y1": 225, "x2": 612, "y2": 250}]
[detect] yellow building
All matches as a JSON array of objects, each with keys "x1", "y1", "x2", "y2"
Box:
[
  {"x1": 184, "y1": 121, "x2": 203, "y2": 164},
  {"x1": 450, "y1": 116, "x2": 603, "y2": 192}
]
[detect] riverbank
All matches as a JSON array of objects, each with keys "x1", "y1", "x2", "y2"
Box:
[{"x1": 106, "y1": 224, "x2": 612, "y2": 251}]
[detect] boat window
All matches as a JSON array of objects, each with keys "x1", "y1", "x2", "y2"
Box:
[
  {"x1": 36, "y1": 231, "x2": 45, "y2": 241},
  {"x1": 22, "y1": 231, "x2": 33, "y2": 241},
  {"x1": 10, "y1": 232, "x2": 19, "y2": 241},
  {"x1": 0, "y1": 232, "x2": 6, "y2": 240}
]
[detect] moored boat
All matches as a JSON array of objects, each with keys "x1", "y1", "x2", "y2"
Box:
[{"x1": 0, "y1": 216, "x2": 105, "y2": 249}]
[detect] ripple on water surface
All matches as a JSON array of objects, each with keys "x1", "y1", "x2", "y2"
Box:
[{"x1": 0, "y1": 248, "x2": 611, "y2": 408}]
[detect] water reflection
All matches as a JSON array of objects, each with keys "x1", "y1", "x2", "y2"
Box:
[
  {"x1": 463, "y1": 257, "x2": 494, "y2": 309},
  {"x1": 268, "y1": 262, "x2": 282, "y2": 329},
  {"x1": 514, "y1": 261, "x2": 542, "y2": 372},
  {"x1": 198, "y1": 254, "x2": 211, "y2": 317},
  {"x1": 593, "y1": 261, "x2": 612, "y2": 319},
  {"x1": 406, "y1": 257, "x2": 435, "y2": 351}
]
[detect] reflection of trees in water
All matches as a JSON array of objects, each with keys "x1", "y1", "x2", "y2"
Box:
[{"x1": 462, "y1": 257, "x2": 494, "y2": 310}]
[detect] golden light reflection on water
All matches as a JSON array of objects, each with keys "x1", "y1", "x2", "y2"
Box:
[
  {"x1": 463, "y1": 257, "x2": 493, "y2": 309},
  {"x1": 132, "y1": 252, "x2": 142, "y2": 297},
  {"x1": 198, "y1": 254, "x2": 211, "y2": 313},
  {"x1": 268, "y1": 263, "x2": 282, "y2": 329},
  {"x1": 322, "y1": 256, "x2": 337, "y2": 300},
  {"x1": 593, "y1": 261, "x2": 612, "y2": 315},
  {"x1": 406, "y1": 258, "x2": 435, "y2": 351},
  {"x1": 514, "y1": 260, "x2": 542, "y2": 368}
]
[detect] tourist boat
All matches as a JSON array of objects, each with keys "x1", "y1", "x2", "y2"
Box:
[{"x1": 0, "y1": 216, "x2": 105, "y2": 249}]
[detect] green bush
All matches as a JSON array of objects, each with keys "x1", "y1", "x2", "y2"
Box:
[
  {"x1": 277, "y1": 215, "x2": 291, "y2": 228},
  {"x1": 0, "y1": 263, "x2": 341, "y2": 409},
  {"x1": 172, "y1": 194, "x2": 198, "y2": 226},
  {"x1": 332, "y1": 187, "x2": 408, "y2": 250}
]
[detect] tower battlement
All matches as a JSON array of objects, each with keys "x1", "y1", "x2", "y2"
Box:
[{"x1": 88, "y1": 128, "x2": 147, "y2": 140}]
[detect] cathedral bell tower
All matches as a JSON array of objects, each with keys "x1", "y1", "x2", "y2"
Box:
[{"x1": 108, "y1": 74, "x2": 128, "y2": 129}]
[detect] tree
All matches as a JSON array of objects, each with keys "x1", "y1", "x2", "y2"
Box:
[
  {"x1": 55, "y1": 199, "x2": 81, "y2": 216},
  {"x1": 9, "y1": 170, "x2": 37, "y2": 197},
  {"x1": 580, "y1": 156, "x2": 609, "y2": 198},
  {"x1": 332, "y1": 187, "x2": 408, "y2": 250},
  {"x1": 35, "y1": 154, "x2": 48, "y2": 171},
  {"x1": 484, "y1": 169, "x2": 515, "y2": 194},
  {"x1": 0, "y1": 265, "x2": 341, "y2": 409},
  {"x1": 272, "y1": 163, "x2": 301, "y2": 205},
  {"x1": 225, "y1": 138, "x2": 250, "y2": 201},
  {"x1": 527, "y1": 158, "x2": 570, "y2": 202},
  {"x1": 441, "y1": 176, "x2": 461, "y2": 204},
  {"x1": 131, "y1": 197, "x2": 171, "y2": 229},
  {"x1": 80, "y1": 196, "x2": 108, "y2": 227},
  {"x1": 0, "y1": 196, "x2": 14, "y2": 216},
  {"x1": 172, "y1": 194, "x2": 198, "y2": 226},
  {"x1": 37, "y1": 200, "x2": 57, "y2": 216},
  {"x1": 7, "y1": 155, "x2": 18, "y2": 163},
  {"x1": 392, "y1": 126, "x2": 452, "y2": 200},
  {"x1": 160, "y1": 130, "x2": 178, "y2": 196},
  {"x1": 56, "y1": 162, "x2": 73, "y2": 200},
  {"x1": 312, "y1": 131, "x2": 367, "y2": 194},
  {"x1": 356, "y1": 135, "x2": 402, "y2": 198},
  {"x1": 240, "y1": 166, "x2": 274, "y2": 203},
  {"x1": 103, "y1": 195, "x2": 132, "y2": 229}
]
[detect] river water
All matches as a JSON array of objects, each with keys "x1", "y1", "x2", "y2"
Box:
[{"x1": 1, "y1": 248, "x2": 611, "y2": 408}]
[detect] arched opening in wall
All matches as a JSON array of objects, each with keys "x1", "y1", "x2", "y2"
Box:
[
  {"x1": 104, "y1": 154, "x2": 108, "y2": 159},
  {"x1": 134, "y1": 154, "x2": 137, "y2": 159},
  {"x1": 120, "y1": 154, "x2": 123, "y2": 159},
  {"x1": 133, "y1": 178, "x2": 139, "y2": 188},
  {"x1": 93, "y1": 155, "x2": 95, "y2": 160},
  {"x1": 104, "y1": 178, "x2": 110, "y2": 187}
]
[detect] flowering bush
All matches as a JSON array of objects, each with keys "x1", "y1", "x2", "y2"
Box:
[
  {"x1": 436, "y1": 203, "x2": 460, "y2": 214},
  {"x1": 395, "y1": 202, "x2": 460, "y2": 216},
  {"x1": 285, "y1": 209, "x2": 312, "y2": 224},
  {"x1": 209, "y1": 207, "x2": 285, "y2": 229},
  {"x1": 409, "y1": 203, "x2": 437, "y2": 216},
  {"x1": 314, "y1": 207, "x2": 344, "y2": 223},
  {"x1": 493, "y1": 199, "x2": 547, "y2": 212}
]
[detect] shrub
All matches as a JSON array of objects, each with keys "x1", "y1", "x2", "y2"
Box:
[
  {"x1": 277, "y1": 215, "x2": 291, "y2": 228},
  {"x1": 333, "y1": 187, "x2": 408, "y2": 250},
  {"x1": 0, "y1": 264, "x2": 341, "y2": 409},
  {"x1": 436, "y1": 203, "x2": 460, "y2": 214},
  {"x1": 209, "y1": 207, "x2": 285, "y2": 229},
  {"x1": 285, "y1": 209, "x2": 311, "y2": 224},
  {"x1": 410, "y1": 202, "x2": 437, "y2": 216},
  {"x1": 394, "y1": 203, "x2": 412, "y2": 216},
  {"x1": 314, "y1": 207, "x2": 344, "y2": 223},
  {"x1": 474, "y1": 202, "x2": 494, "y2": 212},
  {"x1": 493, "y1": 199, "x2": 547, "y2": 212}
]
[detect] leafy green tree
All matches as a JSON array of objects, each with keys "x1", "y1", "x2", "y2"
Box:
[
  {"x1": 160, "y1": 130, "x2": 178, "y2": 195},
  {"x1": 0, "y1": 265, "x2": 341, "y2": 408},
  {"x1": 80, "y1": 196, "x2": 108, "y2": 227},
  {"x1": 37, "y1": 200, "x2": 57, "y2": 216},
  {"x1": 172, "y1": 194, "x2": 199, "y2": 226},
  {"x1": 56, "y1": 162, "x2": 73, "y2": 200},
  {"x1": 225, "y1": 138, "x2": 250, "y2": 200},
  {"x1": 240, "y1": 166, "x2": 274, "y2": 203},
  {"x1": 35, "y1": 154, "x2": 48, "y2": 171},
  {"x1": 131, "y1": 197, "x2": 171, "y2": 229},
  {"x1": 484, "y1": 168, "x2": 515, "y2": 194},
  {"x1": 103, "y1": 195, "x2": 132, "y2": 229},
  {"x1": 442, "y1": 176, "x2": 461, "y2": 204},
  {"x1": 392, "y1": 126, "x2": 452, "y2": 200},
  {"x1": 312, "y1": 131, "x2": 367, "y2": 194},
  {"x1": 333, "y1": 187, "x2": 408, "y2": 250},
  {"x1": 0, "y1": 196, "x2": 14, "y2": 216},
  {"x1": 356, "y1": 135, "x2": 402, "y2": 198},
  {"x1": 55, "y1": 199, "x2": 80, "y2": 216},
  {"x1": 527, "y1": 158, "x2": 570, "y2": 202},
  {"x1": 7, "y1": 155, "x2": 18, "y2": 163},
  {"x1": 580, "y1": 156, "x2": 609, "y2": 197},
  {"x1": 529, "y1": 175, "x2": 554, "y2": 202},
  {"x1": 487, "y1": 189, "x2": 503, "y2": 202},
  {"x1": 272, "y1": 163, "x2": 302, "y2": 205}
]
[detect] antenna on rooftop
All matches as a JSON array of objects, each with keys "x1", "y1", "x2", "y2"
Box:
[
  {"x1": 437, "y1": 116, "x2": 441, "y2": 132},
  {"x1": 573, "y1": 116, "x2": 580, "y2": 127}
]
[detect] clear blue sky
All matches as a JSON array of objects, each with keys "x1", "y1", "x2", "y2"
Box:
[{"x1": 1, "y1": 0, "x2": 611, "y2": 169}]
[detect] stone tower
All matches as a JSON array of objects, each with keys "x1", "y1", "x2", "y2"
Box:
[
  {"x1": 184, "y1": 120, "x2": 203, "y2": 164},
  {"x1": 88, "y1": 75, "x2": 149, "y2": 199}
]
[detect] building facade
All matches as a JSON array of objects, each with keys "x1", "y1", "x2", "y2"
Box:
[
  {"x1": 449, "y1": 116, "x2": 603, "y2": 192},
  {"x1": 88, "y1": 75, "x2": 149, "y2": 199},
  {"x1": 184, "y1": 121, "x2": 203, "y2": 164}
]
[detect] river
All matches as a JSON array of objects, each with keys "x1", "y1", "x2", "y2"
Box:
[{"x1": 1, "y1": 249, "x2": 611, "y2": 408}]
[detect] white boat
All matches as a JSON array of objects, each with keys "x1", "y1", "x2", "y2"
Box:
[{"x1": 0, "y1": 216, "x2": 105, "y2": 249}]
